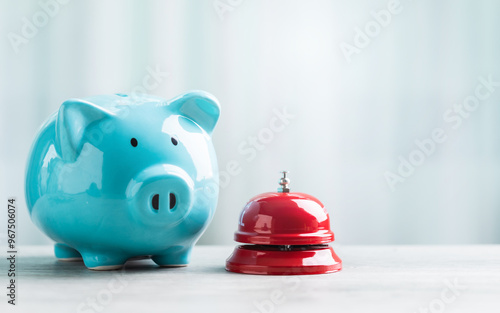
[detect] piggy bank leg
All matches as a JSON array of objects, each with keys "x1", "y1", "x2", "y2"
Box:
[
  {"x1": 80, "y1": 252, "x2": 128, "y2": 271},
  {"x1": 54, "y1": 243, "x2": 82, "y2": 261},
  {"x1": 152, "y1": 246, "x2": 192, "y2": 267}
]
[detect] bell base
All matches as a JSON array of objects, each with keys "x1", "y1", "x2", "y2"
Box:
[{"x1": 225, "y1": 245, "x2": 342, "y2": 275}]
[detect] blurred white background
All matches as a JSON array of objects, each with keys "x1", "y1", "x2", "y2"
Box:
[{"x1": 1, "y1": 0, "x2": 499, "y2": 246}]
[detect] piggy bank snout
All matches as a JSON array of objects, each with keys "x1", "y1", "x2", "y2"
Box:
[{"x1": 127, "y1": 164, "x2": 194, "y2": 226}]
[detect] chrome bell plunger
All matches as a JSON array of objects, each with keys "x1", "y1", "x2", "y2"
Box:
[
  {"x1": 225, "y1": 171, "x2": 342, "y2": 275},
  {"x1": 277, "y1": 170, "x2": 290, "y2": 193}
]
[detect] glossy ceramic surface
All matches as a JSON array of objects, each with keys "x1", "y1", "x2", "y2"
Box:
[{"x1": 25, "y1": 91, "x2": 220, "y2": 270}]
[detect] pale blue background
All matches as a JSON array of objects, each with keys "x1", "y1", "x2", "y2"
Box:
[{"x1": 1, "y1": 0, "x2": 499, "y2": 246}]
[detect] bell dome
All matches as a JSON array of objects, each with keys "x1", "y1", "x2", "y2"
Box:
[
  {"x1": 226, "y1": 171, "x2": 342, "y2": 275},
  {"x1": 234, "y1": 192, "x2": 334, "y2": 245}
]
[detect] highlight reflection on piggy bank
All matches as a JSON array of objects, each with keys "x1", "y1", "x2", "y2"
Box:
[{"x1": 25, "y1": 91, "x2": 220, "y2": 270}]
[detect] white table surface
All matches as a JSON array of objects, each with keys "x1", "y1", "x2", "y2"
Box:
[{"x1": 1, "y1": 245, "x2": 499, "y2": 313}]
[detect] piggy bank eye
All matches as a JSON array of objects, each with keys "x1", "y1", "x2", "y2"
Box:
[
  {"x1": 130, "y1": 138, "x2": 138, "y2": 147},
  {"x1": 171, "y1": 137, "x2": 178, "y2": 146}
]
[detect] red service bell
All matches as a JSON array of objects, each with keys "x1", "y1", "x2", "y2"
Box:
[{"x1": 225, "y1": 171, "x2": 342, "y2": 275}]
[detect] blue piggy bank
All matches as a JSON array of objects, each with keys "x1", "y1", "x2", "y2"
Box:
[{"x1": 25, "y1": 91, "x2": 220, "y2": 270}]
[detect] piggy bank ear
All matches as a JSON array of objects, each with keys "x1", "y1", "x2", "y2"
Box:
[
  {"x1": 56, "y1": 99, "x2": 114, "y2": 161},
  {"x1": 168, "y1": 91, "x2": 220, "y2": 135}
]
